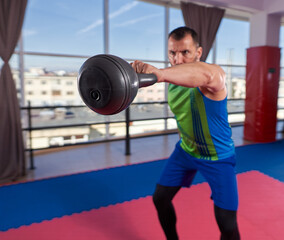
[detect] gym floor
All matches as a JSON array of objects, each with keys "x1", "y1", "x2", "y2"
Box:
[
  {"x1": 22, "y1": 123, "x2": 284, "y2": 182},
  {"x1": 1, "y1": 123, "x2": 284, "y2": 240}
]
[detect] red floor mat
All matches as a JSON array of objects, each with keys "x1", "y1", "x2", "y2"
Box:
[{"x1": 1, "y1": 171, "x2": 283, "y2": 240}]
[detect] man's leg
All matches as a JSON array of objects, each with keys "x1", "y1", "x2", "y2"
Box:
[
  {"x1": 214, "y1": 204, "x2": 240, "y2": 240},
  {"x1": 153, "y1": 184, "x2": 181, "y2": 240}
]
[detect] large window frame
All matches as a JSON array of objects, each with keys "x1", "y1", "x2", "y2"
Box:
[{"x1": 15, "y1": 0, "x2": 263, "y2": 151}]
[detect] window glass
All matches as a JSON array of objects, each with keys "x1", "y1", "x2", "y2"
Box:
[
  {"x1": 23, "y1": 0, "x2": 103, "y2": 56},
  {"x1": 9, "y1": 54, "x2": 21, "y2": 102},
  {"x1": 206, "y1": 48, "x2": 213, "y2": 63},
  {"x1": 24, "y1": 55, "x2": 85, "y2": 73},
  {"x1": 109, "y1": 0, "x2": 164, "y2": 60},
  {"x1": 169, "y1": 7, "x2": 184, "y2": 32},
  {"x1": 216, "y1": 18, "x2": 249, "y2": 65},
  {"x1": 24, "y1": 55, "x2": 86, "y2": 106},
  {"x1": 216, "y1": 18, "x2": 249, "y2": 101}
]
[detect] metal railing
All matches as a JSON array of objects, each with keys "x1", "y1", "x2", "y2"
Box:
[
  {"x1": 20, "y1": 98, "x2": 248, "y2": 168},
  {"x1": 21, "y1": 101, "x2": 172, "y2": 168},
  {"x1": 21, "y1": 98, "x2": 284, "y2": 170}
]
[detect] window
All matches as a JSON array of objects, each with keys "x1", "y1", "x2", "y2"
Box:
[
  {"x1": 169, "y1": 7, "x2": 184, "y2": 32},
  {"x1": 109, "y1": 0, "x2": 165, "y2": 60},
  {"x1": 214, "y1": 18, "x2": 249, "y2": 99},
  {"x1": 24, "y1": 55, "x2": 85, "y2": 73},
  {"x1": 216, "y1": 18, "x2": 249, "y2": 65},
  {"x1": 52, "y1": 90, "x2": 61, "y2": 96},
  {"x1": 16, "y1": 1, "x2": 252, "y2": 140},
  {"x1": 23, "y1": 0, "x2": 103, "y2": 56}
]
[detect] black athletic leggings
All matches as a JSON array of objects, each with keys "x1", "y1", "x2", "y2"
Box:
[{"x1": 153, "y1": 184, "x2": 240, "y2": 240}]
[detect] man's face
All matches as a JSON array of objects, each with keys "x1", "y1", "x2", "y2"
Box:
[{"x1": 168, "y1": 34, "x2": 202, "y2": 66}]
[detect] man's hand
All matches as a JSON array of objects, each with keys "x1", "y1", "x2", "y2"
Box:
[{"x1": 131, "y1": 60, "x2": 163, "y2": 82}]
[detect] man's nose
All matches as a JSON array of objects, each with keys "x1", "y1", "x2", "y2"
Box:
[{"x1": 174, "y1": 53, "x2": 184, "y2": 65}]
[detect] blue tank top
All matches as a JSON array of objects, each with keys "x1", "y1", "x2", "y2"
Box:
[{"x1": 168, "y1": 84, "x2": 235, "y2": 161}]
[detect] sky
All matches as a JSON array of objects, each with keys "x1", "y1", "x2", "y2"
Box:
[{"x1": 13, "y1": 0, "x2": 282, "y2": 73}]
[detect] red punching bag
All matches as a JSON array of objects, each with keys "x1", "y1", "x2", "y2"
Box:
[{"x1": 244, "y1": 46, "x2": 280, "y2": 142}]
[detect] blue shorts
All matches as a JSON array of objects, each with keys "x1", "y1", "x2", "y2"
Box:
[{"x1": 158, "y1": 142, "x2": 238, "y2": 211}]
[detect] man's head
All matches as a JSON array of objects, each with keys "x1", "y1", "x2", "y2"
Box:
[{"x1": 168, "y1": 26, "x2": 202, "y2": 66}]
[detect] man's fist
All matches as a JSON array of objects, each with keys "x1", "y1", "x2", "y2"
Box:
[{"x1": 131, "y1": 60, "x2": 163, "y2": 82}]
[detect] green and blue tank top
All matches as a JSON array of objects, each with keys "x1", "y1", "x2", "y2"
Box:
[{"x1": 168, "y1": 84, "x2": 235, "y2": 161}]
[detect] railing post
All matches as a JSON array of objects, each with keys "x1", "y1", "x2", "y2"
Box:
[
  {"x1": 125, "y1": 107, "x2": 131, "y2": 155},
  {"x1": 28, "y1": 101, "x2": 35, "y2": 170}
]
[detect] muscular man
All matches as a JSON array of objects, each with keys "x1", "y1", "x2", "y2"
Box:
[{"x1": 131, "y1": 27, "x2": 240, "y2": 240}]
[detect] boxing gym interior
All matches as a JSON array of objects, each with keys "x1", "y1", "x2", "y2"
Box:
[{"x1": 1, "y1": 0, "x2": 284, "y2": 239}]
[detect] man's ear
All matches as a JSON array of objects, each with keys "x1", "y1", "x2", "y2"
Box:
[{"x1": 196, "y1": 47, "x2": 203, "y2": 61}]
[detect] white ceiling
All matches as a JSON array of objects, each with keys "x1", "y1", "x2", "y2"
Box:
[{"x1": 141, "y1": 0, "x2": 284, "y2": 21}]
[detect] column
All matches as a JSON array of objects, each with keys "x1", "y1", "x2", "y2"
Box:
[{"x1": 244, "y1": 12, "x2": 281, "y2": 142}]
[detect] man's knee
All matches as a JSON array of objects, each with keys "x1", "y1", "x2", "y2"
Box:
[
  {"x1": 152, "y1": 190, "x2": 160, "y2": 207},
  {"x1": 152, "y1": 184, "x2": 180, "y2": 208},
  {"x1": 214, "y1": 205, "x2": 239, "y2": 234},
  {"x1": 153, "y1": 185, "x2": 167, "y2": 208},
  {"x1": 214, "y1": 205, "x2": 239, "y2": 239},
  {"x1": 220, "y1": 220, "x2": 238, "y2": 235}
]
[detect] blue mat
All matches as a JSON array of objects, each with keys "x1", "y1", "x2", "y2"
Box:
[
  {"x1": 0, "y1": 140, "x2": 283, "y2": 231},
  {"x1": 235, "y1": 140, "x2": 284, "y2": 182}
]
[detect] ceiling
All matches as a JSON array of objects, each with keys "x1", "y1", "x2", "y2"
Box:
[{"x1": 141, "y1": 0, "x2": 284, "y2": 21}]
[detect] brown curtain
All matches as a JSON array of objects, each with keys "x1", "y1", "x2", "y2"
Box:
[
  {"x1": 180, "y1": 1, "x2": 225, "y2": 61},
  {"x1": 0, "y1": 0, "x2": 28, "y2": 183}
]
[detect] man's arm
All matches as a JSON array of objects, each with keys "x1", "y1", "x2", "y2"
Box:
[{"x1": 131, "y1": 60, "x2": 227, "y2": 100}]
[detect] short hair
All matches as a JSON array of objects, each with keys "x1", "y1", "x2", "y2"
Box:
[{"x1": 168, "y1": 26, "x2": 200, "y2": 47}]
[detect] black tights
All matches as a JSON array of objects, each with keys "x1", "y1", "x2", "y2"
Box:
[
  {"x1": 214, "y1": 204, "x2": 240, "y2": 240},
  {"x1": 153, "y1": 184, "x2": 240, "y2": 240}
]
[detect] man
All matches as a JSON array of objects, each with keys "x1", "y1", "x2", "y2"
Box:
[{"x1": 131, "y1": 26, "x2": 240, "y2": 240}]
